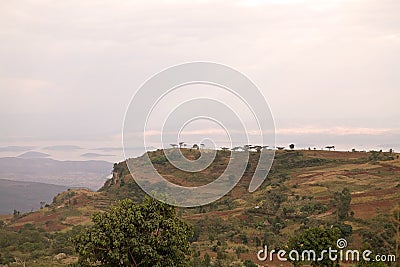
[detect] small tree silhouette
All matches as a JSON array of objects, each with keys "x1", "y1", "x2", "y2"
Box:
[{"x1": 325, "y1": 145, "x2": 335, "y2": 151}]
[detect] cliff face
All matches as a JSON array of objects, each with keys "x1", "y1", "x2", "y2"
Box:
[
  {"x1": 99, "y1": 161, "x2": 129, "y2": 190},
  {"x1": 98, "y1": 160, "x2": 145, "y2": 202},
  {"x1": 100, "y1": 170, "x2": 119, "y2": 189}
]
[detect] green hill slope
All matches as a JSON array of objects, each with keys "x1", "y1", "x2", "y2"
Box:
[{"x1": 1, "y1": 149, "x2": 399, "y2": 266}]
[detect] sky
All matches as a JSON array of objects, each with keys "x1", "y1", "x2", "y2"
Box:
[{"x1": 0, "y1": 0, "x2": 399, "y2": 161}]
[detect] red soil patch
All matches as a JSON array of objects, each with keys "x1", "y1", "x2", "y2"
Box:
[
  {"x1": 352, "y1": 199, "x2": 396, "y2": 219},
  {"x1": 0, "y1": 214, "x2": 12, "y2": 222}
]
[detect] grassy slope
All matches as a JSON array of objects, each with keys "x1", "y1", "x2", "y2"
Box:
[{"x1": 3, "y1": 149, "x2": 400, "y2": 266}]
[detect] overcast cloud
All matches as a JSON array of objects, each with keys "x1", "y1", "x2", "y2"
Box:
[{"x1": 0, "y1": 0, "x2": 399, "y2": 158}]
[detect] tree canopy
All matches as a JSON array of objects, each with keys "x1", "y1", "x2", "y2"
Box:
[
  {"x1": 72, "y1": 196, "x2": 193, "y2": 267},
  {"x1": 287, "y1": 227, "x2": 341, "y2": 267},
  {"x1": 333, "y1": 188, "x2": 352, "y2": 222}
]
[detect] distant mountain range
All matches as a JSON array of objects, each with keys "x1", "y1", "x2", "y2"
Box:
[{"x1": 17, "y1": 151, "x2": 50, "y2": 158}]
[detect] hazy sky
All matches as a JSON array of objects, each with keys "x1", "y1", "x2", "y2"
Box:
[{"x1": 1, "y1": 0, "x2": 399, "y2": 158}]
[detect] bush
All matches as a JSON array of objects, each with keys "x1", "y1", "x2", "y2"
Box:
[
  {"x1": 151, "y1": 155, "x2": 168, "y2": 165},
  {"x1": 243, "y1": 259, "x2": 258, "y2": 267}
]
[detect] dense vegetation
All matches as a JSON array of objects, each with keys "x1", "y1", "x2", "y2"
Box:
[
  {"x1": 0, "y1": 223, "x2": 83, "y2": 266},
  {"x1": 72, "y1": 197, "x2": 193, "y2": 267}
]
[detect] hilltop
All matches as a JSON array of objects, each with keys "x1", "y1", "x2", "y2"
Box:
[{"x1": 1, "y1": 149, "x2": 399, "y2": 266}]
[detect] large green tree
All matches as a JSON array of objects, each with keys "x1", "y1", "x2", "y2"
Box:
[
  {"x1": 287, "y1": 227, "x2": 341, "y2": 267},
  {"x1": 72, "y1": 196, "x2": 193, "y2": 267}
]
